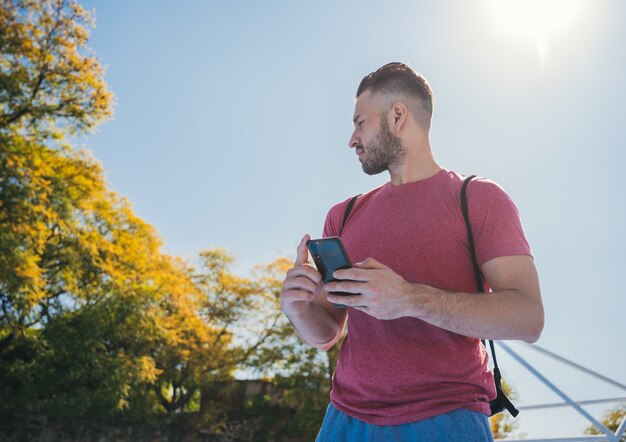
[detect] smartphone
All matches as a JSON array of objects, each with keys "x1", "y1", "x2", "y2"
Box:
[{"x1": 306, "y1": 237, "x2": 353, "y2": 307}]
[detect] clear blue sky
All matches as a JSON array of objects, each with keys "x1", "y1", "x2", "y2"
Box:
[{"x1": 81, "y1": 1, "x2": 626, "y2": 438}]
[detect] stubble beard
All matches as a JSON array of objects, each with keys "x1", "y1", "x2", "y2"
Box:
[{"x1": 359, "y1": 117, "x2": 406, "y2": 176}]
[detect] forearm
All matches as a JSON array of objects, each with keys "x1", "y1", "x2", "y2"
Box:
[
  {"x1": 284, "y1": 302, "x2": 344, "y2": 351},
  {"x1": 408, "y1": 283, "x2": 544, "y2": 342}
]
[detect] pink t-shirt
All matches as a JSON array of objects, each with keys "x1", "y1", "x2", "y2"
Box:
[{"x1": 322, "y1": 169, "x2": 531, "y2": 426}]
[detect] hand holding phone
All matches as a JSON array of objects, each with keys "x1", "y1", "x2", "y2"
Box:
[{"x1": 306, "y1": 237, "x2": 355, "y2": 307}]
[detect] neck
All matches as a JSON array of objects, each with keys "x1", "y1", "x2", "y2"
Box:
[{"x1": 388, "y1": 141, "x2": 441, "y2": 186}]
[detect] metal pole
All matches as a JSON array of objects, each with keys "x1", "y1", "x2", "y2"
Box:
[
  {"x1": 496, "y1": 341, "x2": 617, "y2": 442},
  {"x1": 518, "y1": 397, "x2": 626, "y2": 411},
  {"x1": 506, "y1": 418, "x2": 626, "y2": 442},
  {"x1": 524, "y1": 343, "x2": 626, "y2": 392},
  {"x1": 615, "y1": 416, "x2": 626, "y2": 441},
  {"x1": 506, "y1": 438, "x2": 608, "y2": 442}
]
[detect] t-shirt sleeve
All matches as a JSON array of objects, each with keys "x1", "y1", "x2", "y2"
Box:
[{"x1": 466, "y1": 178, "x2": 532, "y2": 268}]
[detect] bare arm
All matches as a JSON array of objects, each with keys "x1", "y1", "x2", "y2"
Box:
[
  {"x1": 326, "y1": 255, "x2": 543, "y2": 343},
  {"x1": 406, "y1": 255, "x2": 543, "y2": 342},
  {"x1": 280, "y1": 235, "x2": 348, "y2": 351}
]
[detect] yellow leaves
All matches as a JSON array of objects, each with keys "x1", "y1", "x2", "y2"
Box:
[
  {"x1": 198, "y1": 248, "x2": 236, "y2": 275},
  {"x1": 2, "y1": 0, "x2": 281, "y2": 420},
  {"x1": 0, "y1": 0, "x2": 304, "y2": 411},
  {"x1": 0, "y1": 0, "x2": 115, "y2": 137},
  {"x1": 218, "y1": 272, "x2": 253, "y2": 295},
  {"x1": 116, "y1": 397, "x2": 129, "y2": 412},
  {"x1": 1, "y1": 127, "x2": 299, "y2": 416},
  {"x1": 14, "y1": 250, "x2": 42, "y2": 285},
  {"x1": 585, "y1": 404, "x2": 626, "y2": 439},
  {"x1": 137, "y1": 355, "x2": 163, "y2": 384},
  {"x1": 21, "y1": 39, "x2": 34, "y2": 52},
  {"x1": 42, "y1": 52, "x2": 55, "y2": 65}
]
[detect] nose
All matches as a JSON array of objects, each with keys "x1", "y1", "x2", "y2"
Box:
[{"x1": 348, "y1": 129, "x2": 359, "y2": 149}]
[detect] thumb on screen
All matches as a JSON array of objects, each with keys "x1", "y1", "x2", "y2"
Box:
[{"x1": 295, "y1": 234, "x2": 311, "y2": 265}]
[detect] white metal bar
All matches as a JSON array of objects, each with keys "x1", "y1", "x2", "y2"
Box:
[
  {"x1": 614, "y1": 416, "x2": 626, "y2": 440},
  {"x1": 518, "y1": 397, "x2": 626, "y2": 411},
  {"x1": 496, "y1": 341, "x2": 617, "y2": 442},
  {"x1": 497, "y1": 438, "x2": 610, "y2": 442},
  {"x1": 524, "y1": 343, "x2": 626, "y2": 392}
]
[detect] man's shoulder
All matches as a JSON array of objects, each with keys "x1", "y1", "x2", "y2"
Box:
[
  {"x1": 446, "y1": 170, "x2": 512, "y2": 199},
  {"x1": 465, "y1": 175, "x2": 515, "y2": 204}
]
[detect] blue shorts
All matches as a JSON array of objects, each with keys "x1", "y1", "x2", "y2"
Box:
[{"x1": 315, "y1": 404, "x2": 494, "y2": 442}]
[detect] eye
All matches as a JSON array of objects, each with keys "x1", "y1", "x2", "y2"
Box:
[{"x1": 358, "y1": 120, "x2": 364, "y2": 128}]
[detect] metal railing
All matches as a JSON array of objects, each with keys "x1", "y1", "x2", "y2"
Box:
[{"x1": 494, "y1": 342, "x2": 626, "y2": 442}]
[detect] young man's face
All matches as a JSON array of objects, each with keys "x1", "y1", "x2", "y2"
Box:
[{"x1": 349, "y1": 90, "x2": 405, "y2": 176}]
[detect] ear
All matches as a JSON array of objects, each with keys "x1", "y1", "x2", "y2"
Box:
[{"x1": 390, "y1": 102, "x2": 409, "y2": 132}]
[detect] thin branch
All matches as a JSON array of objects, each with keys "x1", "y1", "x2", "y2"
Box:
[{"x1": 233, "y1": 311, "x2": 283, "y2": 366}]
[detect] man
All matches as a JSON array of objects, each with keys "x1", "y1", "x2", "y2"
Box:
[{"x1": 280, "y1": 62, "x2": 544, "y2": 441}]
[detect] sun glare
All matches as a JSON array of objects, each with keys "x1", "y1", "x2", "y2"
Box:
[{"x1": 488, "y1": 0, "x2": 585, "y2": 60}]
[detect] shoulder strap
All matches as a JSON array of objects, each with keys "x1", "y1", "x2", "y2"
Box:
[
  {"x1": 339, "y1": 194, "x2": 361, "y2": 237},
  {"x1": 460, "y1": 176, "x2": 483, "y2": 293},
  {"x1": 461, "y1": 175, "x2": 485, "y2": 293},
  {"x1": 461, "y1": 175, "x2": 519, "y2": 417}
]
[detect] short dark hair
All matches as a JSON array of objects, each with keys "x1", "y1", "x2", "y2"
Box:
[{"x1": 356, "y1": 62, "x2": 434, "y2": 125}]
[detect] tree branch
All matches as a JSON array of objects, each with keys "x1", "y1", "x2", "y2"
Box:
[
  {"x1": 154, "y1": 384, "x2": 174, "y2": 412},
  {"x1": 233, "y1": 311, "x2": 282, "y2": 367}
]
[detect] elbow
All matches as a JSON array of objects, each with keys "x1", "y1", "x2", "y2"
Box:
[
  {"x1": 522, "y1": 311, "x2": 545, "y2": 344},
  {"x1": 523, "y1": 331, "x2": 541, "y2": 344},
  {"x1": 518, "y1": 290, "x2": 544, "y2": 343},
  {"x1": 314, "y1": 341, "x2": 336, "y2": 352},
  {"x1": 311, "y1": 326, "x2": 345, "y2": 351},
  {"x1": 312, "y1": 334, "x2": 340, "y2": 352}
]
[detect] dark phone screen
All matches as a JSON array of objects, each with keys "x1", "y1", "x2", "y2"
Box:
[{"x1": 307, "y1": 238, "x2": 351, "y2": 283}]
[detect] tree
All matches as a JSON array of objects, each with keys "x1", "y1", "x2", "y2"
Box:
[
  {"x1": 1, "y1": 0, "x2": 114, "y2": 339},
  {"x1": 0, "y1": 0, "x2": 206, "y2": 423},
  {"x1": 233, "y1": 257, "x2": 334, "y2": 439},
  {"x1": 1, "y1": 1, "x2": 334, "y2": 436},
  {"x1": 1, "y1": 0, "x2": 112, "y2": 138},
  {"x1": 0, "y1": 134, "x2": 204, "y2": 421},
  {"x1": 186, "y1": 253, "x2": 331, "y2": 421}
]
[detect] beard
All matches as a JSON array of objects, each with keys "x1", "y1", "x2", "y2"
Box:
[{"x1": 359, "y1": 117, "x2": 406, "y2": 175}]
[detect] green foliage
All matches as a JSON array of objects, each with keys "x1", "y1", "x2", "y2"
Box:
[
  {"x1": 34, "y1": 301, "x2": 161, "y2": 421},
  {"x1": 1, "y1": 0, "x2": 335, "y2": 438},
  {"x1": 1, "y1": 2, "x2": 529, "y2": 439}
]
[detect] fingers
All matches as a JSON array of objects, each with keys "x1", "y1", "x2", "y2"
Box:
[
  {"x1": 282, "y1": 289, "x2": 315, "y2": 303},
  {"x1": 326, "y1": 293, "x2": 364, "y2": 307},
  {"x1": 282, "y1": 274, "x2": 319, "y2": 295},
  {"x1": 280, "y1": 274, "x2": 319, "y2": 311},
  {"x1": 325, "y1": 280, "x2": 361, "y2": 294},
  {"x1": 280, "y1": 258, "x2": 323, "y2": 310},
  {"x1": 354, "y1": 257, "x2": 387, "y2": 269},
  {"x1": 332, "y1": 258, "x2": 387, "y2": 280},
  {"x1": 332, "y1": 267, "x2": 370, "y2": 282},
  {"x1": 295, "y1": 234, "x2": 311, "y2": 266},
  {"x1": 286, "y1": 264, "x2": 322, "y2": 285}
]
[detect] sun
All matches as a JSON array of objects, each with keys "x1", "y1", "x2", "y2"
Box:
[{"x1": 487, "y1": 0, "x2": 586, "y2": 60}]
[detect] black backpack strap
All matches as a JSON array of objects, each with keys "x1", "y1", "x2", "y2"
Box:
[
  {"x1": 339, "y1": 194, "x2": 361, "y2": 237},
  {"x1": 461, "y1": 175, "x2": 519, "y2": 418},
  {"x1": 461, "y1": 176, "x2": 483, "y2": 294}
]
